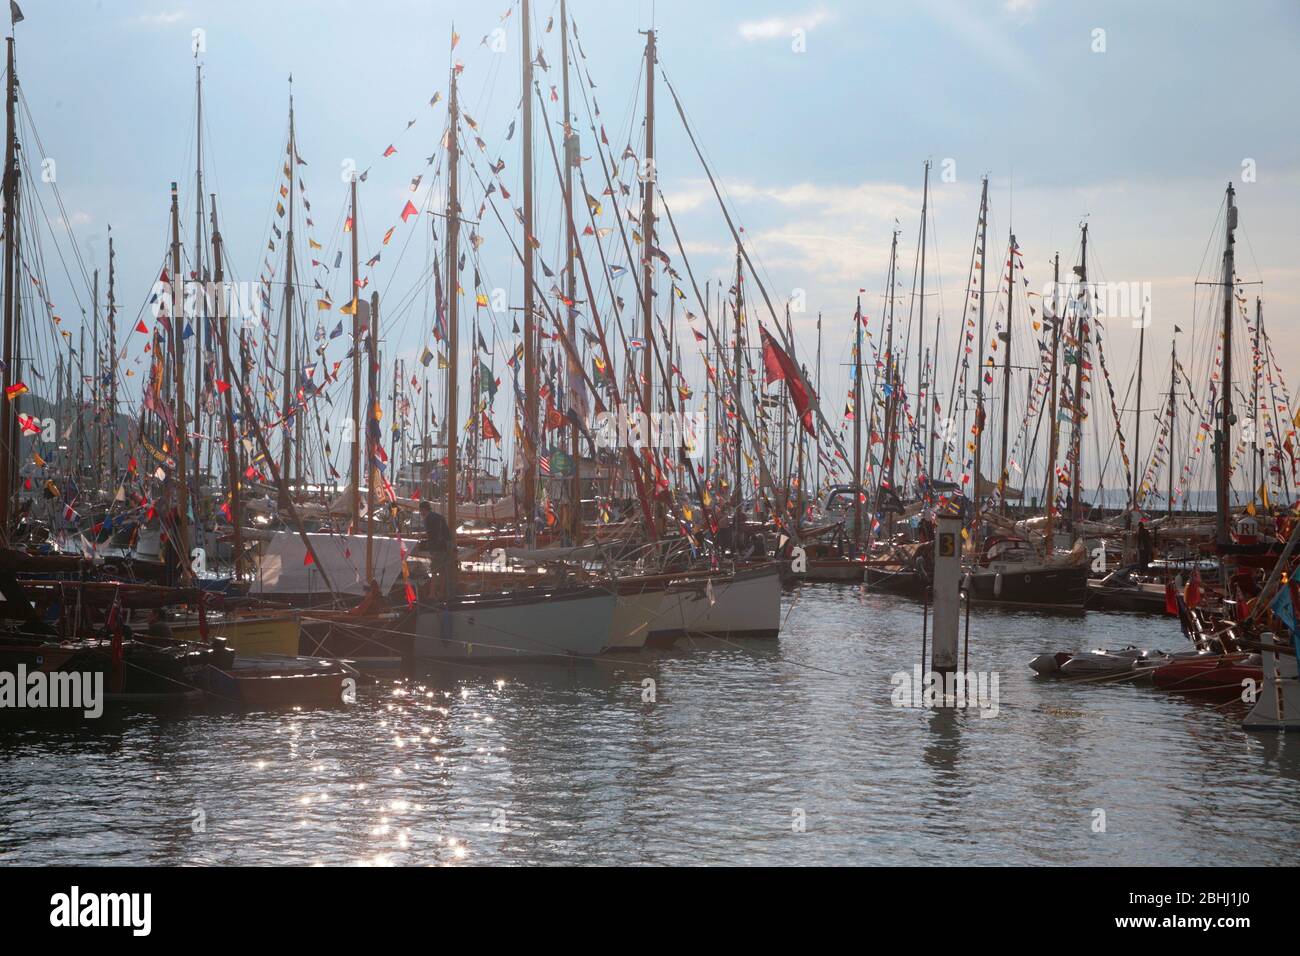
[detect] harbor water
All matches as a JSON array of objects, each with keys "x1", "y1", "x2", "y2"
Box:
[{"x1": 2, "y1": 584, "x2": 1297, "y2": 866}]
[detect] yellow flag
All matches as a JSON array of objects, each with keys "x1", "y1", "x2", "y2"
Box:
[{"x1": 340, "y1": 298, "x2": 357, "y2": 315}]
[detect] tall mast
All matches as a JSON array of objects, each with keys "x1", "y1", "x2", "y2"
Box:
[
  {"x1": 970, "y1": 177, "x2": 989, "y2": 543},
  {"x1": 1042, "y1": 252, "x2": 1062, "y2": 552},
  {"x1": 1167, "y1": 337, "x2": 1176, "y2": 519},
  {"x1": 365, "y1": 291, "x2": 378, "y2": 581},
  {"x1": 815, "y1": 310, "x2": 822, "y2": 493},
  {"x1": 348, "y1": 176, "x2": 360, "y2": 521},
  {"x1": 92, "y1": 267, "x2": 100, "y2": 482},
  {"x1": 1070, "y1": 222, "x2": 1088, "y2": 528},
  {"x1": 169, "y1": 181, "x2": 193, "y2": 580},
  {"x1": 733, "y1": 244, "x2": 743, "y2": 506},
  {"x1": 998, "y1": 227, "x2": 1014, "y2": 515},
  {"x1": 520, "y1": 0, "x2": 538, "y2": 541},
  {"x1": 1215, "y1": 182, "x2": 1236, "y2": 545},
  {"x1": 640, "y1": 26, "x2": 656, "y2": 457},
  {"x1": 0, "y1": 36, "x2": 18, "y2": 534},
  {"x1": 211, "y1": 194, "x2": 242, "y2": 578},
  {"x1": 107, "y1": 235, "x2": 117, "y2": 481},
  {"x1": 1132, "y1": 298, "x2": 1146, "y2": 510},
  {"x1": 444, "y1": 52, "x2": 460, "y2": 596},
  {"x1": 1253, "y1": 297, "x2": 1262, "y2": 502},
  {"x1": 75, "y1": 327, "x2": 84, "y2": 475},
  {"x1": 879, "y1": 228, "x2": 899, "y2": 536},
  {"x1": 193, "y1": 60, "x2": 206, "y2": 491},
  {"x1": 918, "y1": 160, "x2": 931, "y2": 496},
  {"x1": 561, "y1": 0, "x2": 581, "y2": 541},
  {"x1": 852, "y1": 295, "x2": 863, "y2": 547},
  {"x1": 279, "y1": 80, "x2": 297, "y2": 503}
]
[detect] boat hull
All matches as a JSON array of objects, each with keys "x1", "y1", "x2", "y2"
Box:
[
  {"x1": 647, "y1": 563, "x2": 782, "y2": 641},
  {"x1": 202, "y1": 657, "x2": 356, "y2": 709},
  {"x1": 172, "y1": 615, "x2": 301, "y2": 657},
  {"x1": 966, "y1": 564, "x2": 1089, "y2": 611},
  {"x1": 412, "y1": 585, "x2": 616, "y2": 661},
  {"x1": 609, "y1": 583, "x2": 682, "y2": 650}
]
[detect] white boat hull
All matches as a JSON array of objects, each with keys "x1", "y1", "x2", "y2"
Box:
[
  {"x1": 649, "y1": 563, "x2": 782, "y2": 641},
  {"x1": 609, "y1": 585, "x2": 683, "y2": 650},
  {"x1": 413, "y1": 586, "x2": 615, "y2": 661}
]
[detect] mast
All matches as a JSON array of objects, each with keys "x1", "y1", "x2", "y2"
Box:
[
  {"x1": 852, "y1": 295, "x2": 863, "y2": 547},
  {"x1": 1132, "y1": 298, "x2": 1146, "y2": 510},
  {"x1": 878, "y1": 228, "x2": 900, "y2": 538},
  {"x1": 444, "y1": 54, "x2": 460, "y2": 596},
  {"x1": 1253, "y1": 297, "x2": 1262, "y2": 502},
  {"x1": 212, "y1": 194, "x2": 242, "y2": 577},
  {"x1": 193, "y1": 60, "x2": 206, "y2": 492},
  {"x1": 1215, "y1": 182, "x2": 1236, "y2": 545},
  {"x1": 365, "y1": 290, "x2": 378, "y2": 582},
  {"x1": 92, "y1": 268, "x2": 101, "y2": 482},
  {"x1": 1042, "y1": 252, "x2": 1063, "y2": 552},
  {"x1": 169, "y1": 181, "x2": 193, "y2": 580},
  {"x1": 815, "y1": 310, "x2": 822, "y2": 493},
  {"x1": 561, "y1": 0, "x2": 581, "y2": 542},
  {"x1": 279, "y1": 80, "x2": 297, "y2": 503},
  {"x1": 0, "y1": 36, "x2": 17, "y2": 534},
  {"x1": 998, "y1": 227, "x2": 1014, "y2": 515},
  {"x1": 918, "y1": 160, "x2": 931, "y2": 496},
  {"x1": 107, "y1": 233, "x2": 116, "y2": 482},
  {"x1": 970, "y1": 177, "x2": 989, "y2": 545},
  {"x1": 640, "y1": 25, "x2": 656, "y2": 483},
  {"x1": 520, "y1": 0, "x2": 538, "y2": 541},
  {"x1": 1070, "y1": 222, "x2": 1088, "y2": 528},
  {"x1": 733, "y1": 244, "x2": 743, "y2": 507},
  {"x1": 348, "y1": 175, "x2": 360, "y2": 521},
  {"x1": 1167, "y1": 337, "x2": 1176, "y2": 519}
]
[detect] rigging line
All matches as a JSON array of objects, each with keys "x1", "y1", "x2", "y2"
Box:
[{"x1": 659, "y1": 67, "x2": 849, "y2": 470}]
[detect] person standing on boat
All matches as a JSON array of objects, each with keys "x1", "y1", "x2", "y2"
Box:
[
  {"x1": 1137, "y1": 520, "x2": 1153, "y2": 571},
  {"x1": 421, "y1": 500, "x2": 452, "y2": 598}
]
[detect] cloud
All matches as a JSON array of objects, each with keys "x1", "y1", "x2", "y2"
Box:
[
  {"x1": 1003, "y1": 0, "x2": 1038, "y2": 15},
  {"x1": 737, "y1": 6, "x2": 833, "y2": 42},
  {"x1": 134, "y1": 10, "x2": 187, "y2": 27}
]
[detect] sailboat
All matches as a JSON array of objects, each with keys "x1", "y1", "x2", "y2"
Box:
[{"x1": 410, "y1": 4, "x2": 621, "y2": 663}]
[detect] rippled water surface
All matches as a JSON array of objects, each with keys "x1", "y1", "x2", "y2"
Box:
[{"x1": 2, "y1": 584, "x2": 1298, "y2": 865}]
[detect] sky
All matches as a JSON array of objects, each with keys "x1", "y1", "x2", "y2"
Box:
[{"x1": 11, "y1": 0, "x2": 1300, "y2": 495}]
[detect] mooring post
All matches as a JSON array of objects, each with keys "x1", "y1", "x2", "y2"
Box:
[{"x1": 931, "y1": 515, "x2": 962, "y2": 684}]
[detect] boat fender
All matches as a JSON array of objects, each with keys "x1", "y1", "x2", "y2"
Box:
[{"x1": 994, "y1": 572, "x2": 1003, "y2": 597}]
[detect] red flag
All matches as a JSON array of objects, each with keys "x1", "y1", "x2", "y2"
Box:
[
  {"x1": 1164, "y1": 580, "x2": 1178, "y2": 615},
  {"x1": 481, "y1": 411, "x2": 502, "y2": 443},
  {"x1": 759, "y1": 325, "x2": 816, "y2": 436},
  {"x1": 1184, "y1": 570, "x2": 1202, "y2": 609},
  {"x1": 216, "y1": 379, "x2": 231, "y2": 393},
  {"x1": 304, "y1": 550, "x2": 315, "y2": 566},
  {"x1": 135, "y1": 319, "x2": 149, "y2": 334},
  {"x1": 383, "y1": 144, "x2": 397, "y2": 157},
  {"x1": 400, "y1": 200, "x2": 419, "y2": 222}
]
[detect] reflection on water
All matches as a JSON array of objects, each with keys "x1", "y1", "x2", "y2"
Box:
[{"x1": 2, "y1": 583, "x2": 1298, "y2": 865}]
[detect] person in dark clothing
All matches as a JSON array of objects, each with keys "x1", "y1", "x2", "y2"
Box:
[
  {"x1": 422, "y1": 500, "x2": 451, "y2": 552},
  {"x1": 1136, "y1": 521, "x2": 1153, "y2": 570},
  {"x1": 421, "y1": 500, "x2": 452, "y2": 598}
]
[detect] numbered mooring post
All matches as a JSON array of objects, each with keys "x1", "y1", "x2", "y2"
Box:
[{"x1": 931, "y1": 515, "x2": 962, "y2": 683}]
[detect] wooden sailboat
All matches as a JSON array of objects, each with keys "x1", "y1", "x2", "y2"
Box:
[{"x1": 410, "y1": 6, "x2": 619, "y2": 662}]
